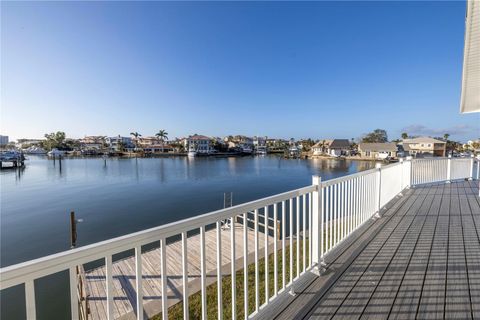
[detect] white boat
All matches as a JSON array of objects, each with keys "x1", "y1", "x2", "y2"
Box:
[
  {"x1": 23, "y1": 146, "x2": 47, "y2": 154},
  {"x1": 255, "y1": 146, "x2": 267, "y2": 155},
  {"x1": 289, "y1": 146, "x2": 300, "y2": 155},
  {"x1": 187, "y1": 146, "x2": 197, "y2": 157},
  {"x1": 377, "y1": 152, "x2": 390, "y2": 160},
  {"x1": 47, "y1": 148, "x2": 66, "y2": 157},
  {"x1": 240, "y1": 144, "x2": 253, "y2": 155},
  {"x1": 0, "y1": 150, "x2": 24, "y2": 162}
]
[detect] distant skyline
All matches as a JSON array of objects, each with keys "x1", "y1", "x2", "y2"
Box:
[{"x1": 1, "y1": 1, "x2": 479, "y2": 142}]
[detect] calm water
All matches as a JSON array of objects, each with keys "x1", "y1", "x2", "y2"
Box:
[{"x1": 0, "y1": 155, "x2": 374, "y2": 319}]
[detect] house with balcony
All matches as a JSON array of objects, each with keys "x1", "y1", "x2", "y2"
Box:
[
  {"x1": 183, "y1": 134, "x2": 213, "y2": 154},
  {"x1": 402, "y1": 137, "x2": 446, "y2": 157},
  {"x1": 358, "y1": 142, "x2": 398, "y2": 159},
  {"x1": 78, "y1": 136, "x2": 106, "y2": 152},
  {"x1": 106, "y1": 136, "x2": 135, "y2": 152}
]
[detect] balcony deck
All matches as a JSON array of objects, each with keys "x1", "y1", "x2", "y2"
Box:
[{"x1": 260, "y1": 180, "x2": 480, "y2": 320}]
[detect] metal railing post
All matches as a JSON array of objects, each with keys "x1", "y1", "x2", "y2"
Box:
[
  {"x1": 399, "y1": 158, "x2": 404, "y2": 195},
  {"x1": 311, "y1": 176, "x2": 324, "y2": 275},
  {"x1": 375, "y1": 163, "x2": 382, "y2": 218},
  {"x1": 446, "y1": 155, "x2": 452, "y2": 183},
  {"x1": 469, "y1": 154, "x2": 474, "y2": 180},
  {"x1": 406, "y1": 156, "x2": 412, "y2": 188},
  {"x1": 476, "y1": 156, "x2": 480, "y2": 180}
]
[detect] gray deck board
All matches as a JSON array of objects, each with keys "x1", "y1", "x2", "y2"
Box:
[{"x1": 267, "y1": 181, "x2": 480, "y2": 320}]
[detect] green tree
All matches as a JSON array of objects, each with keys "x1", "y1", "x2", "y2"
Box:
[
  {"x1": 42, "y1": 131, "x2": 67, "y2": 150},
  {"x1": 443, "y1": 133, "x2": 450, "y2": 141},
  {"x1": 361, "y1": 129, "x2": 388, "y2": 143},
  {"x1": 130, "y1": 132, "x2": 142, "y2": 152},
  {"x1": 155, "y1": 130, "x2": 169, "y2": 152},
  {"x1": 401, "y1": 132, "x2": 408, "y2": 140}
]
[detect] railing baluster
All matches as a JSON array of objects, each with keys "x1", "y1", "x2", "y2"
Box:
[
  {"x1": 105, "y1": 256, "x2": 114, "y2": 320},
  {"x1": 334, "y1": 184, "x2": 338, "y2": 246},
  {"x1": 289, "y1": 199, "x2": 293, "y2": 284},
  {"x1": 302, "y1": 194, "x2": 306, "y2": 273},
  {"x1": 351, "y1": 178, "x2": 354, "y2": 230},
  {"x1": 69, "y1": 266, "x2": 79, "y2": 320},
  {"x1": 160, "y1": 239, "x2": 167, "y2": 320},
  {"x1": 329, "y1": 185, "x2": 333, "y2": 251},
  {"x1": 282, "y1": 201, "x2": 286, "y2": 290},
  {"x1": 216, "y1": 221, "x2": 223, "y2": 320},
  {"x1": 296, "y1": 196, "x2": 300, "y2": 278},
  {"x1": 135, "y1": 245, "x2": 143, "y2": 320},
  {"x1": 325, "y1": 187, "x2": 329, "y2": 253},
  {"x1": 264, "y1": 206, "x2": 269, "y2": 303},
  {"x1": 25, "y1": 280, "x2": 36, "y2": 320},
  {"x1": 243, "y1": 213, "x2": 249, "y2": 319},
  {"x1": 231, "y1": 216, "x2": 237, "y2": 320},
  {"x1": 346, "y1": 180, "x2": 350, "y2": 237},
  {"x1": 355, "y1": 177, "x2": 359, "y2": 229},
  {"x1": 309, "y1": 193, "x2": 313, "y2": 268},
  {"x1": 254, "y1": 209, "x2": 259, "y2": 312},
  {"x1": 200, "y1": 226, "x2": 207, "y2": 320},
  {"x1": 273, "y1": 203, "x2": 278, "y2": 295},
  {"x1": 340, "y1": 182, "x2": 344, "y2": 241},
  {"x1": 182, "y1": 232, "x2": 189, "y2": 320},
  {"x1": 321, "y1": 186, "x2": 325, "y2": 258}
]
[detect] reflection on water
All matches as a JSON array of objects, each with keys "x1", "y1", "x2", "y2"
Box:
[{"x1": 1, "y1": 155, "x2": 375, "y2": 267}]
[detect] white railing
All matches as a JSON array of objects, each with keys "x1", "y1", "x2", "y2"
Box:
[{"x1": 0, "y1": 156, "x2": 477, "y2": 320}]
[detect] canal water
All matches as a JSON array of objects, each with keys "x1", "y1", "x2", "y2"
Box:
[{"x1": 0, "y1": 155, "x2": 375, "y2": 319}]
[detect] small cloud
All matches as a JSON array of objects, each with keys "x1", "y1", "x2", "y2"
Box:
[{"x1": 401, "y1": 124, "x2": 475, "y2": 137}]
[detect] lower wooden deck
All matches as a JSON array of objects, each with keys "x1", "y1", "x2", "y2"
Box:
[
  {"x1": 263, "y1": 180, "x2": 480, "y2": 320},
  {"x1": 84, "y1": 222, "x2": 274, "y2": 320}
]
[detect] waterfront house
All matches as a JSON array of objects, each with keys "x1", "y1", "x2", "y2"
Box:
[
  {"x1": 402, "y1": 137, "x2": 446, "y2": 157},
  {"x1": 79, "y1": 136, "x2": 106, "y2": 152},
  {"x1": 143, "y1": 144, "x2": 174, "y2": 154},
  {"x1": 358, "y1": 142, "x2": 398, "y2": 159},
  {"x1": 312, "y1": 139, "x2": 350, "y2": 156},
  {"x1": 106, "y1": 136, "x2": 135, "y2": 152},
  {"x1": 136, "y1": 136, "x2": 160, "y2": 147},
  {"x1": 253, "y1": 136, "x2": 267, "y2": 147},
  {"x1": 183, "y1": 134, "x2": 213, "y2": 154},
  {"x1": 15, "y1": 138, "x2": 44, "y2": 149}
]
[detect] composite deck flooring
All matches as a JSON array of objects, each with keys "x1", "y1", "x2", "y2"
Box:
[
  {"x1": 83, "y1": 222, "x2": 275, "y2": 320},
  {"x1": 262, "y1": 180, "x2": 480, "y2": 320}
]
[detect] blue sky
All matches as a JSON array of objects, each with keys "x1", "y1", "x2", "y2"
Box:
[{"x1": 1, "y1": 1, "x2": 478, "y2": 142}]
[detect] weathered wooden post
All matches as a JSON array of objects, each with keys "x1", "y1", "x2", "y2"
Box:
[{"x1": 70, "y1": 211, "x2": 77, "y2": 249}]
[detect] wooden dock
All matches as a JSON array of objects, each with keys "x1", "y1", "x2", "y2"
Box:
[
  {"x1": 256, "y1": 180, "x2": 480, "y2": 320},
  {"x1": 82, "y1": 222, "x2": 277, "y2": 320}
]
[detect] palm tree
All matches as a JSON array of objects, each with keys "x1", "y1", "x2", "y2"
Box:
[
  {"x1": 443, "y1": 133, "x2": 450, "y2": 141},
  {"x1": 130, "y1": 132, "x2": 142, "y2": 153},
  {"x1": 155, "y1": 130, "x2": 169, "y2": 152},
  {"x1": 401, "y1": 132, "x2": 408, "y2": 140}
]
